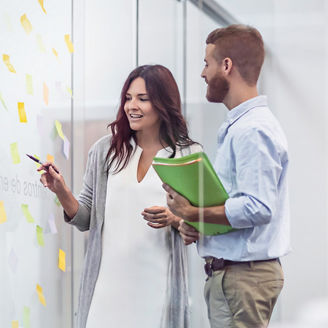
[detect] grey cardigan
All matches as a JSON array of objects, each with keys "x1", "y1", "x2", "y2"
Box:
[{"x1": 64, "y1": 135, "x2": 202, "y2": 328}]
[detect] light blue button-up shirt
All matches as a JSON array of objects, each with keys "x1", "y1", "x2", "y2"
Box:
[{"x1": 197, "y1": 96, "x2": 291, "y2": 261}]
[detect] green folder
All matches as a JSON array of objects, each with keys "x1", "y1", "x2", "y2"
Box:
[{"x1": 152, "y1": 152, "x2": 235, "y2": 235}]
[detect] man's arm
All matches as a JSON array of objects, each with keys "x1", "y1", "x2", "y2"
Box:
[{"x1": 163, "y1": 183, "x2": 231, "y2": 226}]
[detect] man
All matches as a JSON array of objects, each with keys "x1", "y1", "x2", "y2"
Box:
[{"x1": 163, "y1": 25, "x2": 290, "y2": 328}]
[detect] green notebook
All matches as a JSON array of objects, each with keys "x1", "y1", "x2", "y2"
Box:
[{"x1": 152, "y1": 152, "x2": 235, "y2": 235}]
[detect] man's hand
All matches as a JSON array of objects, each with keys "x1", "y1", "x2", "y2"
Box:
[
  {"x1": 178, "y1": 220, "x2": 200, "y2": 245},
  {"x1": 162, "y1": 183, "x2": 195, "y2": 219}
]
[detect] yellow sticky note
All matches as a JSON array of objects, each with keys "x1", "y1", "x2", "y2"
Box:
[
  {"x1": 46, "y1": 154, "x2": 54, "y2": 163},
  {"x1": 21, "y1": 204, "x2": 35, "y2": 223},
  {"x1": 12, "y1": 321, "x2": 19, "y2": 328},
  {"x1": 64, "y1": 34, "x2": 74, "y2": 53},
  {"x1": 43, "y1": 82, "x2": 49, "y2": 105},
  {"x1": 18, "y1": 102, "x2": 27, "y2": 123},
  {"x1": 36, "y1": 34, "x2": 46, "y2": 53},
  {"x1": 38, "y1": 0, "x2": 47, "y2": 14},
  {"x1": 36, "y1": 225, "x2": 44, "y2": 246},
  {"x1": 66, "y1": 86, "x2": 73, "y2": 98},
  {"x1": 26, "y1": 74, "x2": 33, "y2": 95},
  {"x1": 58, "y1": 249, "x2": 66, "y2": 272},
  {"x1": 0, "y1": 201, "x2": 7, "y2": 224},
  {"x1": 3, "y1": 54, "x2": 16, "y2": 73},
  {"x1": 20, "y1": 14, "x2": 32, "y2": 34},
  {"x1": 36, "y1": 284, "x2": 46, "y2": 306},
  {"x1": 10, "y1": 142, "x2": 21, "y2": 164},
  {"x1": 55, "y1": 120, "x2": 65, "y2": 140},
  {"x1": 52, "y1": 48, "x2": 58, "y2": 59},
  {"x1": 0, "y1": 92, "x2": 8, "y2": 110}
]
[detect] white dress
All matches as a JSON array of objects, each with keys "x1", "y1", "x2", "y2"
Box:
[{"x1": 86, "y1": 145, "x2": 173, "y2": 328}]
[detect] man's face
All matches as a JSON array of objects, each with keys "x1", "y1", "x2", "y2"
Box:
[{"x1": 201, "y1": 44, "x2": 229, "y2": 103}]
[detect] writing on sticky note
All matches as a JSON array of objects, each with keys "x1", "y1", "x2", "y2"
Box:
[
  {"x1": 12, "y1": 321, "x2": 19, "y2": 328},
  {"x1": 36, "y1": 225, "x2": 45, "y2": 246},
  {"x1": 55, "y1": 120, "x2": 65, "y2": 139},
  {"x1": 0, "y1": 201, "x2": 7, "y2": 224},
  {"x1": 20, "y1": 14, "x2": 32, "y2": 34},
  {"x1": 10, "y1": 142, "x2": 21, "y2": 164},
  {"x1": 36, "y1": 284, "x2": 46, "y2": 306},
  {"x1": 0, "y1": 92, "x2": 8, "y2": 110},
  {"x1": 46, "y1": 154, "x2": 54, "y2": 163},
  {"x1": 18, "y1": 102, "x2": 27, "y2": 123},
  {"x1": 58, "y1": 249, "x2": 66, "y2": 272},
  {"x1": 26, "y1": 74, "x2": 33, "y2": 95},
  {"x1": 43, "y1": 82, "x2": 49, "y2": 105},
  {"x1": 3, "y1": 54, "x2": 16, "y2": 73},
  {"x1": 38, "y1": 0, "x2": 47, "y2": 14},
  {"x1": 64, "y1": 34, "x2": 74, "y2": 53},
  {"x1": 23, "y1": 306, "x2": 31, "y2": 328},
  {"x1": 21, "y1": 204, "x2": 35, "y2": 223}
]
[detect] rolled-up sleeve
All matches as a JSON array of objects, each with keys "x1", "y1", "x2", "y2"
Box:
[{"x1": 225, "y1": 128, "x2": 283, "y2": 229}]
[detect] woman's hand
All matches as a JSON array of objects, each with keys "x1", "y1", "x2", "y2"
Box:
[
  {"x1": 37, "y1": 162, "x2": 79, "y2": 219},
  {"x1": 142, "y1": 206, "x2": 181, "y2": 229},
  {"x1": 37, "y1": 162, "x2": 67, "y2": 195}
]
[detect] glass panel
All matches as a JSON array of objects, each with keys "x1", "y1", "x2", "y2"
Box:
[{"x1": 0, "y1": 0, "x2": 73, "y2": 327}]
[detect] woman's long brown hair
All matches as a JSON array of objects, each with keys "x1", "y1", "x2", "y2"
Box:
[{"x1": 106, "y1": 64, "x2": 194, "y2": 173}]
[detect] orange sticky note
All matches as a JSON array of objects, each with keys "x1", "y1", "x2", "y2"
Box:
[
  {"x1": 43, "y1": 82, "x2": 49, "y2": 105},
  {"x1": 10, "y1": 142, "x2": 21, "y2": 164},
  {"x1": 18, "y1": 102, "x2": 27, "y2": 123},
  {"x1": 0, "y1": 201, "x2": 7, "y2": 224},
  {"x1": 3, "y1": 54, "x2": 16, "y2": 73},
  {"x1": 20, "y1": 14, "x2": 32, "y2": 34},
  {"x1": 36, "y1": 284, "x2": 46, "y2": 306},
  {"x1": 12, "y1": 321, "x2": 19, "y2": 328},
  {"x1": 38, "y1": 0, "x2": 47, "y2": 14},
  {"x1": 46, "y1": 154, "x2": 54, "y2": 163},
  {"x1": 58, "y1": 249, "x2": 66, "y2": 272},
  {"x1": 64, "y1": 34, "x2": 74, "y2": 53}
]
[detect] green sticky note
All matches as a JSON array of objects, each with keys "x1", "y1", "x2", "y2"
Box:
[
  {"x1": 55, "y1": 120, "x2": 65, "y2": 140},
  {"x1": 54, "y1": 195, "x2": 61, "y2": 207},
  {"x1": 0, "y1": 92, "x2": 8, "y2": 110},
  {"x1": 10, "y1": 142, "x2": 21, "y2": 164},
  {"x1": 21, "y1": 204, "x2": 35, "y2": 223},
  {"x1": 23, "y1": 306, "x2": 31, "y2": 328},
  {"x1": 26, "y1": 74, "x2": 33, "y2": 95},
  {"x1": 36, "y1": 225, "x2": 44, "y2": 246}
]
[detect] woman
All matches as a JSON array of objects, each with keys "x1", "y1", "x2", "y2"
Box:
[{"x1": 38, "y1": 65, "x2": 202, "y2": 328}]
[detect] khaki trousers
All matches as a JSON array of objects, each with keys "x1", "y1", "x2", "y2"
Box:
[{"x1": 204, "y1": 260, "x2": 284, "y2": 328}]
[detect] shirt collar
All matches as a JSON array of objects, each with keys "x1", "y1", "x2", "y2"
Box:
[{"x1": 226, "y1": 95, "x2": 268, "y2": 125}]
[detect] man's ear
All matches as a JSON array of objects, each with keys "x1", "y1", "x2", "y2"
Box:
[{"x1": 222, "y1": 57, "x2": 233, "y2": 75}]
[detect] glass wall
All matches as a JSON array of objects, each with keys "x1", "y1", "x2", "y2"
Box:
[{"x1": 0, "y1": 0, "x2": 73, "y2": 327}]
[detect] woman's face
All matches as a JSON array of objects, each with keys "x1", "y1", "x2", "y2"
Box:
[{"x1": 124, "y1": 77, "x2": 160, "y2": 136}]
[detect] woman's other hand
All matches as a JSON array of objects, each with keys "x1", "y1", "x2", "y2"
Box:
[{"x1": 142, "y1": 206, "x2": 181, "y2": 229}]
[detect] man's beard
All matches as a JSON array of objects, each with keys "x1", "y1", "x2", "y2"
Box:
[{"x1": 206, "y1": 73, "x2": 229, "y2": 103}]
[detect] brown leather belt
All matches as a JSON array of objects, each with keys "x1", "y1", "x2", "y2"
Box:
[{"x1": 204, "y1": 257, "x2": 279, "y2": 277}]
